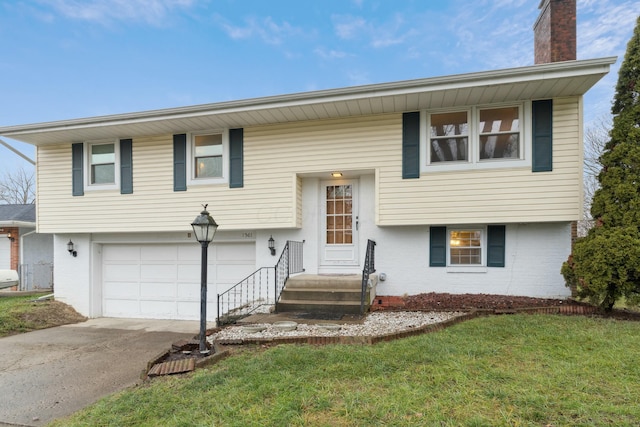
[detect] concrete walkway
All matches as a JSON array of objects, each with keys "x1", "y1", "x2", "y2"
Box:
[{"x1": 0, "y1": 318, "x2": 212, "y2": 426}]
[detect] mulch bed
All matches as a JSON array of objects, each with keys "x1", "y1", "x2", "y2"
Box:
[{"x1": 403, "y1": 292, "x2": 582, "y2": 311}]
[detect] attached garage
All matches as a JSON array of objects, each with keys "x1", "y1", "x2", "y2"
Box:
[{"x1": 102, "y1": 242, "x2": 256, "y2": 320}]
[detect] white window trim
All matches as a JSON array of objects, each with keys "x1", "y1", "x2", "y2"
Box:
[
  {"x1": 420, "y1": 102, "x2": 532, "y2": 173},
  {"x1": 187, "y1": 129, "x2": 229, "y2": 186},
  {"x1": 446, "y1": 226, "x2": 487, "y2": 270},
  {"x1": 84, "y1": 140, "x2": 120, "y2": 191}
]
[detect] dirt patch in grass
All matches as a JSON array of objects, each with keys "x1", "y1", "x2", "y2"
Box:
[
  {"x1": 19, "y1": 300, "x2": 88, "y2": 327},
  {"x1": 0, "y1": 296, "x2": 87, "y2": 337}
]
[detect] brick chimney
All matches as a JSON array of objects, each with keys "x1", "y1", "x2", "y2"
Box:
[{"x1": 534, "y1": 0, "x2": 576, "y2": 64}]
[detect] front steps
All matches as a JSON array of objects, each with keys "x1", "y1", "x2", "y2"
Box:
[{"x1": 276, "y1": 274, "x2": 377, "y2": 315}]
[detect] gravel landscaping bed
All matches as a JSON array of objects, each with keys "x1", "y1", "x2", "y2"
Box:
[{"x1": 209, "y1": 311, "x2": 464, "y2": 342}]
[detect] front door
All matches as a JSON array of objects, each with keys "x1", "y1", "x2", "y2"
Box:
[{"x1": 320, "y1": 180, "x2": 359, "y2": 269}]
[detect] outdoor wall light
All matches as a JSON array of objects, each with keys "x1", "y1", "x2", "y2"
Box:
[
  {"x1": 331, "y1": 172, "x2": 343, "y2": 178},
  {"x1": 6, "y1": 232, "x2": 14, "y2": 242},
  {"x1": 67, "y1": 240, "x2": 77, "y2": 257},
  {"x1": 268, "y1": 235, "x2": 276, "y2": 256}
]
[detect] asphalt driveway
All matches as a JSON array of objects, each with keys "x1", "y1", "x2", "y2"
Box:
[{"x1": 0, "y1": 318, "x2": 205, "y2": 426}]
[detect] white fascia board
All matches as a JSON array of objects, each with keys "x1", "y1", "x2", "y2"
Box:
[{"x1": 0, "y1": 57, "x2": 616, "y2": 145}]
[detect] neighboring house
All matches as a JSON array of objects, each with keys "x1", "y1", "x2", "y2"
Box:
[
  {"x1": 0, "y1": 0, "x2": 615, "y2": 320},
  {"x1": 0, "y1": 204, "x2": 53, "y2": 290}
]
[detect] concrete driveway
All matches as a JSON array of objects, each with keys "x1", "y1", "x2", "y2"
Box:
[{"x1": 0, "y1": 318, "x2": 206, "y2": 426}]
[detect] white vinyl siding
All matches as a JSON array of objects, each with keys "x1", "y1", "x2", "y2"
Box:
[{"x1": 35, "y1": 97, "x2": 581, "y2": 233}]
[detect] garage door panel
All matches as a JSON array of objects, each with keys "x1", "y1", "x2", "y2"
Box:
[
  {"x1": 103, "y1": 282, "x2": 139, "y2": 299},
  {"x1": 140, "y1": 264, "x2": 177, "y2": 281},
  {"x1": 177, "y1": 282, "x2": 199, "y2": 299},
  {"x1": 103, "y1": 245, "x2": 140, "y2": 262},
  {"x1": 141, "y1": 245, "x2": 178, "y2": 261},
  {"x1": 104, "y1": 299, "x2": 139, "y2": 317},
  {"x1": 178, "y1": 245, "x2": 201, "y2": 261},
  {"x1": 140, "y1": 301, "x2": 176, "y2": 318},
  {"x1": 103, "y1": 242, "x2": 255, "y2": 320},
  {"x1": 0, "y1": 237, "x2": 10, "y2": 270},
  {"x1": 104, "y1": 264, "x2": 140, "y2": 282},
  {"x1": 140, "y1": 282, "x2": 175, "y2": 298}
]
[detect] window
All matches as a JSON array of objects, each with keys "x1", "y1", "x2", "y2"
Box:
[
  {"x1": 90, "y1": 143, "x2": 115, "y2": 184},
  {"x1": 430, "y1": 225, "x2": 506, "y2": 268},
  {"x1": 449, "y1": 230, "x2": 482, "y2": 265},
  {"x1": 185, "y1": 131, "x2": 229, "y2": 186},
  {"x1": 430, "y1": 111, "x2": 468, "y2": 162},
  {"x1": 479, "y1": 107, "x2": 519, "y2": 160},
  {"x1": 424, "y1": 104, "x2": 526, "y2": 169},
  {"x1": 194, "y1": 134, "x2": 223, "y2": 178}
]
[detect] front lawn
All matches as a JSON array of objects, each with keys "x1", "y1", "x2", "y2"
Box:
[
  {"x1": 52, "y1": 314, "x2": 640, "y2": 426},
  {"x1": 0, "y1": 294, "x2": 86, "y2": 337}
]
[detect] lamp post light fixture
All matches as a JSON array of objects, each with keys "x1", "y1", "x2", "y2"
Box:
[{"x1": 191, "y1": 204, "x2": 218, "y2": 354}]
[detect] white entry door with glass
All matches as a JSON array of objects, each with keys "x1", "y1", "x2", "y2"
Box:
[{"x1": 320, "y1": 181, "x2": 359, "y2": 268}]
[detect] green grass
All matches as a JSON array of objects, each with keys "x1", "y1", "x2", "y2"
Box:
[
  {"x1": 0, "y1": 295, "x2": 45, "y2": 337},
  {"x1": 52, "y1": 315, "x2": 640, "y2": 427}
]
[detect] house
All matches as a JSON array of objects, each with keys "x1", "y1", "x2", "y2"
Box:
[
  {"x1": 0, "y1": 0, "x2": 615, "y2": 320},
  {"x1": 0, "y1": 204, "x2": 54, "y2": 290}
]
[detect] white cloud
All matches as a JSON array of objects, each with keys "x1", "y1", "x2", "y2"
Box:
[
  {"x1": 218, "y1": 15, "x2": 303, "y2": 45},
  {"x1": 38, "y1": 0, "x2": 195, "y2": 25},
  {"x1": 314, "y1": 47, "x2": 349, "y2": 60},
  {"x1": 332, "y1": 13, "x2": 415, "y2": 49},
  {"x1": 578, "y1": 0, "x2": 640, "y2": 59}
]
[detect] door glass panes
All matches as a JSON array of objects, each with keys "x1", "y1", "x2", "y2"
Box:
[
  {"x1": 326, "y1": 185, "x2": 353, "y2": 245},
  {"x1": 430, "y1": 111, "x2": 468, "y2": 162},
  {"x1": 479, "y1": 107, "x2": 520, "y2": 160},
  {"x1": 450, "y1": 230, "x2": 482, "y2": 265},
  {"x1": 90, "y1": 143, "x2": 115, "y2": 184},
  {"x1": 194, "y1": 134, "x2": 223, "y2": 178}
]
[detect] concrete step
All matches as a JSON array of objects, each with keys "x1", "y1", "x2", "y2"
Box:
[
  {"x1": 276, "y1": 299, "x2": 365, "y2": 315},
  {"x1": 285, "y1": 274, "x2": 362, "y2": 290},
  {"x1": 280, "y1": 287, "x2": 362, "y2": 302}
]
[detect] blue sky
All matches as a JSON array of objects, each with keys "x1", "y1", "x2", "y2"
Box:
[{"x1": 1, "y1": 0, "x2": 638, "y2": 174}]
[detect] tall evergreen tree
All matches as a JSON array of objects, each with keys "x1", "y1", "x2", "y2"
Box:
[{"x1": 562, "y1": 16, "x2": 640, "y2": 311}]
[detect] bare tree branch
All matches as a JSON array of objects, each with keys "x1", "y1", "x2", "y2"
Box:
[
  {"x1": 0, "y1": 167, "x2": 35, "y2": 204},
  {"x1": 578, "y1": 116, "x2": 611, "y2": 236}
]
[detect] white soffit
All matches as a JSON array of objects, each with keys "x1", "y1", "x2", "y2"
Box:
[{"x1": 0, "y1": 57, "x2": 616, "y2": 146}]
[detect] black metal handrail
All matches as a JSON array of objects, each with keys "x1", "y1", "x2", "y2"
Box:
[
  {"x1": 274, "y1": 240, "x2": 304, "y2": 307},
  {"x1": 360, "y1": 239, "x2": 376, "y2": 314},
  {"x1": 217, "y1": 240, "x2": 304, "y2": 325},
  {"x1": 217, "y1": 267, "x2": 274, "y2": 326},
  {"x1": 275, "y1": 240, "x2": 305, "y2": 308}
]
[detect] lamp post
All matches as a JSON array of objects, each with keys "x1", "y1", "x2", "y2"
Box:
[{"x1": 191, "y1": 204, "x2": 218, "y2": 354}]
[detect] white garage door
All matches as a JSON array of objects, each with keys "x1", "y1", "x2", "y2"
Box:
[
  {"x1": 0, "y1": 236, "x2": 10, "y2": 270},
  {"x1": 102, "y1": 242, "x2": 256, "y2": 320}
]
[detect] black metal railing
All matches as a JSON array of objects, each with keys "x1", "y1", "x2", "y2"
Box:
[
  {"x1": 360, "y1": 239, "x2": 376, "y2": 314},
  {"x1": 217, "y1": 240, "x2": 304, "y2": 325},
  {"x1": 217, "y1": 267, "x2": 274, "y2": 326},
  {"x1": 275, "y1": 240, "x2": 305, "y2": 308}
]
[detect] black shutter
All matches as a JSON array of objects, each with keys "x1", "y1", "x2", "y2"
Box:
[
  {"x1": 429, "y1": 226, "x2": 447, "y2": 267},
  {"x1": 487, "y1": 225, "x2": 506, "y2": 267},
  {"x1": 71, "y1": 143, "x2": 84, "y2": 197},
  {"x1": 120, "y1": 139, "x2": 133, "y2": 194},
  {"x1": 532, "y1": 99, "x2": 553, "y2": 172},
  {"x1": 402, "y1": 112, "x2": 420, "y2": 179},
  {"x1": 229, "y1": 128, "x2": 244, "y2": 188},
  {"x1": 173, "y1": 134, "x2": 187, "y2": 192}
]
